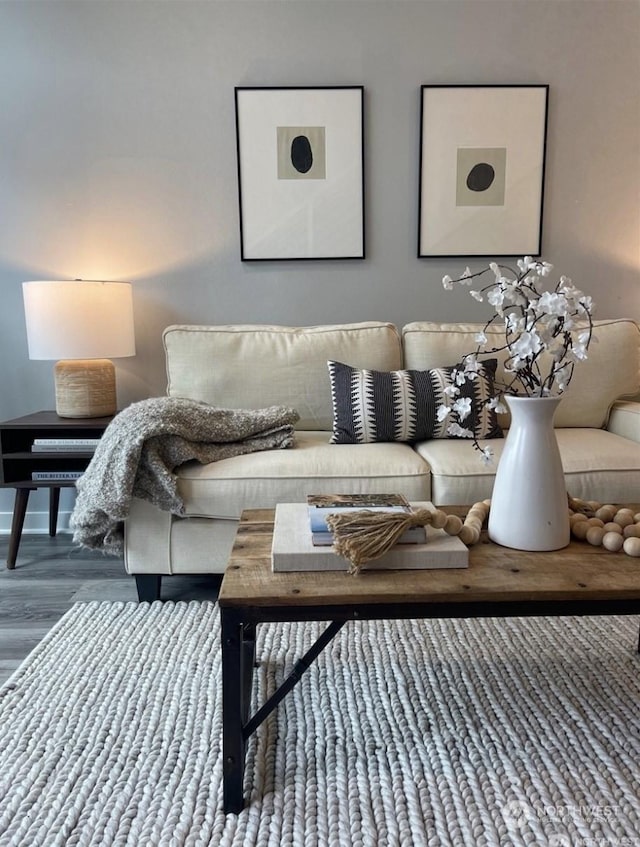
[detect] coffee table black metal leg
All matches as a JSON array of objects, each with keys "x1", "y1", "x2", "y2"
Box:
[
  {"x1": 222, "y1": 609, "x2": 246, "y2": 813},
  {"x1": 242, "y1": 623, "x2": 256, "y2": 724},
  {"x1": 220, "y1": 613, "x2": 347, "y2": 812}
]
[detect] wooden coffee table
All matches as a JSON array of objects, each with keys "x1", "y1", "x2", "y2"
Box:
[{"x1": 219, "y1": 507, "x2": 640, "y2": 813}]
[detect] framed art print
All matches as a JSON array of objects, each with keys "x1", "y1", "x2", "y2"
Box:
[
  {"x1": 418, "y1": 85, "x2": 549, "y2": 258},
  {"x1": 235, "y1": 86, "x2": 365, "y2": 260}
]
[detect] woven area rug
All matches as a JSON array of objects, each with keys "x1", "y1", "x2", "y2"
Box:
[{"x1": 0, "y1": 602, "x2": 638, "y2": 847}]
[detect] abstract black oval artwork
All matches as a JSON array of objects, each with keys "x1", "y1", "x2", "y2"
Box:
[
  {"x1": 291, "y1": 135, "x2": 313, "y2": 174},
  {"x1": 466, "y1": 163, "x2": 495, "y2": 192}
]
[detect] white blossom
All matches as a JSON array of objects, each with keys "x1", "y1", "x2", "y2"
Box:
[
  {"x1": 470, "y1": 290, "x2": 483, "y2": 302},
  {"x1": 453, "y1": 396, "x2": 472, "y2": 421},
  {"x1": 480, "y1": 446, "x2": 494, "y2": 465},
  {"x1": 456, "y1": 357, "x2": 479, "y2": 383},
  {"x1": 443, "y1": 384, "x2": 460, "y2": 398},
  {"x1": 537, "y1": 291, "x2": 568, "y2": 316},
  {"x1": 447, "y1": 422, "x2": 473, "y2": 438},
  {"x1": 474, "y1": 331, "x2": 487, "y2": 345},
  {"x1": 436, "y1": 404, "x2": 450, "y2": 422},
  {"x1": 505, "y1": 357, "x2": 527, "y2": 372},
  {"x1": 503, "y1": 283, "x2": 527, "y2": 307},
  {"x1": 517, "y1": 256, "x2": 535, "y2": 273},
  {"x1": 487, "y1": 287, "x2": 505, "y2": 315},
  {"x1": 442, "y1": 275, "x2": 454, "y2": 290},
  {"x1": 555, "y1": 364, "x2": 572, "y2": 391},
  {"x1": 506, "y1": 313, "x2": 525, "y2": 334},
  {"x1": 511, "y1": 330, "x2": 543, "y2": 359},
  {"x1": 570, "y1": 341, "x2": 589, "y2": 361},
  {"x1": 558, "y1": 276, "x2": 575, "y2": 294},
  {"x1": 487, "y1": 397, "x2": 508, "y2": 414}
]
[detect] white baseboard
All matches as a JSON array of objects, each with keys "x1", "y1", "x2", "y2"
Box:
[
  {"x1": 0, "y1": 487, "x2": 77, "y2": 535},
  {"x1": 0, "y1": 510, "x2": 74, "y2": 535}
]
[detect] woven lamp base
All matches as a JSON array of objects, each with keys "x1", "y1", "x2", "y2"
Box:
[{"x1": 54, "y1": 359, "x2": 117, "y2": 418}]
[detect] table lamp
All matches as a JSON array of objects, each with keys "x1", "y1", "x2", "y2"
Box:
[{"x1": 22, "y1": 280, "x2": 136, "y2": 418}]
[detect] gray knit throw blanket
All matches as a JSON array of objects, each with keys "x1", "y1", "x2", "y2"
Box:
[{"x1": 70, "y1": 397, "x2": 299, "y2": 555}]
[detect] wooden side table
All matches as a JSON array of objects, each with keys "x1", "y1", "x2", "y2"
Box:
[{"x1": 0, "y1": 411, "x2": 114, "y2": 569}]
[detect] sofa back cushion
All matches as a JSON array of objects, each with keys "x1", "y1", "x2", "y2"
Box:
[
  {"x1": 163, "y1": 322, "x2": 403, "y2": 431},
  {"x1": 402, "y1": 319, "x2": 640, "y2": 428}
]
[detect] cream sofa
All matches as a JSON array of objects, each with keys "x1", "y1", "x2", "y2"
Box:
[{"x1": 124, "y1": 319, "x2": 640, "y2": 600}]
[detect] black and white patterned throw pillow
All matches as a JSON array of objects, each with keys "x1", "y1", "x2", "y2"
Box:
[{"x1": 328, "y1": 359, "x2": 502, "y2": 444}]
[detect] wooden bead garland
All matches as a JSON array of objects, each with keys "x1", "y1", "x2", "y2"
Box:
[
  {"x1": 569, "y1": 496, "x2": 640, "y2": 558},
  {"x1": 326, "y1": 495, "x2": 640, "y2": 575},
  {"x1": 325, "y1": 500, "x2": 490, "y2": 575}
]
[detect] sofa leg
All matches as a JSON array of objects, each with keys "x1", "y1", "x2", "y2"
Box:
[{"x1": 135, "y1": 574, "x2": 162, "y2": 602}]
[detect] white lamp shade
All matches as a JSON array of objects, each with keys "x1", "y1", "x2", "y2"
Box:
[{"x1": 22, "y1": 280, "x2": 136, "y2": 360}]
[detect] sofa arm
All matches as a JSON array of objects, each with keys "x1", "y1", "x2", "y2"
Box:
[{"x1": 606, "y1": 400, "x2": 640, "y2": 443}]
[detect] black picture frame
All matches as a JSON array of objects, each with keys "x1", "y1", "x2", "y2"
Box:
[
  {"x1": 418, "y1": 84, "x2": 549, "y2": 258},
  {"x1": 235, "y1": 85, "x2": 365, "y2": 261}
]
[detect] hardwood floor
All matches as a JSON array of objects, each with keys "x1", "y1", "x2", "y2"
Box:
[{"x1": 0, "y1": 533, "x2": 222, "y2": 686}]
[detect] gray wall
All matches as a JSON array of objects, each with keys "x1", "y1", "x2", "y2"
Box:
[{"x1": 1, "y1": 0, "x2": 639, "y2": 531}]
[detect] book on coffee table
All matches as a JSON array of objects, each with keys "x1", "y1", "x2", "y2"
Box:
[
  {"x1": 307, "y1": 492, "x2": 416, "y2": 535},
  {"x1": 272, "y1": 502, "x2": 468, "y2": 572},
  {"x1": 307, "y1": 493, "x2": 410, "y2": 508},
  {"x1": 310, "y1": 527, "x2": 426, "y2": 546}
]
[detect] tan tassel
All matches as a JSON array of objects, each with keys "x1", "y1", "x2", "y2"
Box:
[{"x1": 325, "y1": 502, "x2": 489, "y2": 575}]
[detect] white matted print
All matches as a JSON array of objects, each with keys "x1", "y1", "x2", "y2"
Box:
[
  {"x1": 418, "y1": 85, "x2": 549, "y2": 257},
  {"x1": 235, "y1": 86, "x2": 365, "y2": 260}
]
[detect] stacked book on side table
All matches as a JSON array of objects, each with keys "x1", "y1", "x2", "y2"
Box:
[
  {"x1": 30, "y1": 437, "x2": 99, "y2": 482},
  {"x1": 31, "y1": 438, "x2": 100, "y2": 453},
  {"x1": 271, "y1": 493, "x2": 469, "y2": 573}
]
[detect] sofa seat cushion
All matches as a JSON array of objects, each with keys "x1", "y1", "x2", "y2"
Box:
[
  {"x1": 415, "y1": 428, "x2": 640, "y2": 506},
  {"x1": 175, "y1": 431, "x2": 430, "y2": 519}
]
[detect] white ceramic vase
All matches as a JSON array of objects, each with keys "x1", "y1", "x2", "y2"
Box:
[{"x1": 488, "y1": 395, "x2": 570, "y2": 551}]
